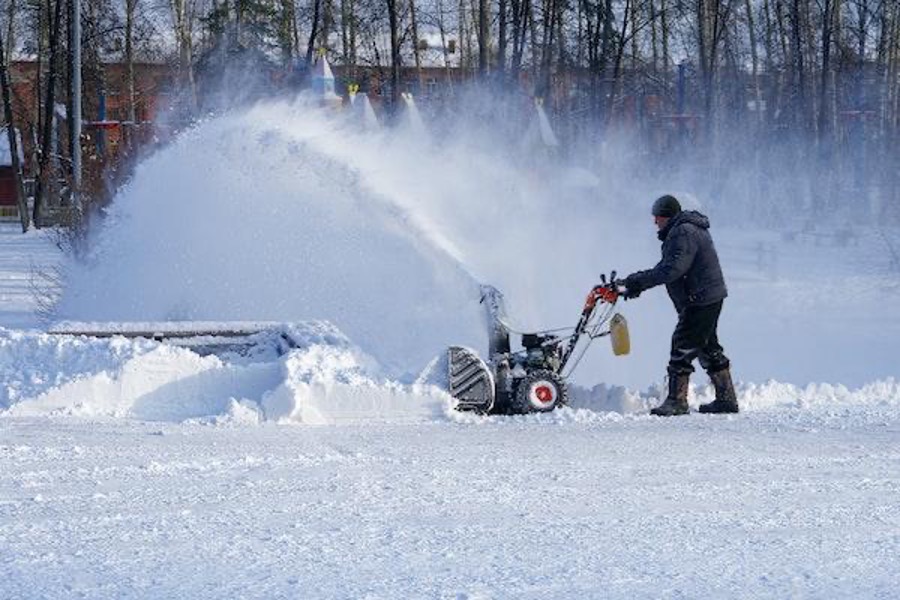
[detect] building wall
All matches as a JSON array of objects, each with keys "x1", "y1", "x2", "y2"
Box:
[{"x1": 7, "y1": 61, "x2": 174, "y2": 171}]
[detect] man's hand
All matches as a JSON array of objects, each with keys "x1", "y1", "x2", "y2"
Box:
[
  {"x1": 622, "y1": 275, "x2": 644, "y2": 300},
  {"x1": 622, "y1": 287, "x2": 642, "y2": 300}
]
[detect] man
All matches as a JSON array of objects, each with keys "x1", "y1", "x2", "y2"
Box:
[{"x1": 622, "y1": 194, "x2": 738, "y2": 416}]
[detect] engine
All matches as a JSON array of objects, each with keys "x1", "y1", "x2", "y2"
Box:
[{"x1": 519, "y1": 333, "x2": 562, "y2": 373}]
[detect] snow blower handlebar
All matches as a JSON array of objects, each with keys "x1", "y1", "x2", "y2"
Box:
[
  {"x1": 582, "y1": 271, "x2": 625, "y2": 314},
  {"x1": 559, "y1": 272, "x2": 623, "y2": 373}
]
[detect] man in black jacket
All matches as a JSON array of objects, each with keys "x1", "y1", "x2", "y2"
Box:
[{"x1": 623, "y1": 195, "x2": 739, "y2": 416}]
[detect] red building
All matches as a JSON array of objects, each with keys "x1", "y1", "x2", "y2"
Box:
[
  {"x1": 0, "y1": 128, "x2": 23, "y2": 218},
  {"x1": 1, "y1": 60, "x2": 175, "y2": 216}
]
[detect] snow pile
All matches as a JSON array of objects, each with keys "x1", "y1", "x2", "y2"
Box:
[
  {"x1": 261, "y1": 348, "x2": 447, "y2": 424},
  {"x1": 730, "y1": 378, "x2": 900, "y2": 411},
  {"x1": 3, "y1": 323, "x2": 899, "y2": 424},
  {"x1": 567, "y1": 377, "x2": 900, "y2": 416},
  {"x1": 0, "y1": 327, "x2": 158, "y2": 409},
  {"x1": 569, "y1": 381, "x2": 661, "y2": 413},
  {"x1": 0, "y1": 323, "x2": 451, "y2": 424}
]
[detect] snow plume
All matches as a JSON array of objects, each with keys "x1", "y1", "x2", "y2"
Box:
[
  {"x1": 57, "y1": 92, "x2": 900, "y2": 388},
  {"x1": 57, "y1": 93, "x2": 645, "y2": 380},
  {"x1": 57, "y1": 101, "x2": 489, "y2": 377}
]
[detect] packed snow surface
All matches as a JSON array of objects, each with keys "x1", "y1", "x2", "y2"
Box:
[{"x1": 2, "y1": 409, "x2": 899, "y2": 598}]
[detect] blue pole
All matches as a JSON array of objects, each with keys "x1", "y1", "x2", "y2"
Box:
[{"x1": 97, "y1": 85, "x2": 106, "y2": 157}]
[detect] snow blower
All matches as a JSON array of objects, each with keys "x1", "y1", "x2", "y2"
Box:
[{"x1": 448, "y1": 272, "x2": 630, "y2": 414}]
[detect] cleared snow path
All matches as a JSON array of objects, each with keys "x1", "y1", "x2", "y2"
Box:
[{"x1": 2, "y1": 410, "x2": 898, "y2": 599}]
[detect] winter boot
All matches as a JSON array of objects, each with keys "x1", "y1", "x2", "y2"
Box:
[
  {"x1": 699, "y1": 368, "x2": 739, "y2": 414},
  {"x1": 651, "y1": 373, "x2": 690, "y2": 416}
]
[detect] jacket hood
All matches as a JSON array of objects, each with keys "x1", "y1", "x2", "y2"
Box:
[
  {"x1": 658, "y1": 210, "x2": 710, "y2": 240},
  {"x1": 679, "y1": 210, "x2": 710, "y2": 229}
]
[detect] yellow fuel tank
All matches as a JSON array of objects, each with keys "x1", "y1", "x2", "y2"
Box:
[{"x1": 610, "y1": 313, "x2": 630, "y2": 356}]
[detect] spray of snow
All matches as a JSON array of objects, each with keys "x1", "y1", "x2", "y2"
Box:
[
  {"x1": 57, "y1": 99, "x2": 490, "y2": 378},
  {"x1": 54, "y1": 93, "x2": 900, "y2": 393}
]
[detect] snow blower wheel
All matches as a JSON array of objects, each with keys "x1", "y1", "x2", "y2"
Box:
[{"x1": 512, "y1": 370, "x2": 567, "y2": 413}]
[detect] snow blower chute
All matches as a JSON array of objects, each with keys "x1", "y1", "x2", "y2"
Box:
[{"x1": 448, "y1": 273, "x2": 629, "y2": 414}]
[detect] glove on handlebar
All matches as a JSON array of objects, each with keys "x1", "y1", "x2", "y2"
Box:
[{"x1": 622, "y1": 274, "x2": 644, "y2": 300}]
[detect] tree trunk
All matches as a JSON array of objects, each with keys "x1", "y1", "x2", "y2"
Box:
[
  {"x1": 279, "y1": 0, "x2": 295, "y2": 63},
  {"x1": 746, "y1": 0, "x2": 761, "y2": 123},
  {"x1": 607, "y1": 0, "x2": 631, "y2": 122},
  {"x1": 499, "y1": 0, "x2": 508, "y2": 77},
  {"x1": 630, "y1": 0, "x2": 638, "y2": 72},
  {"x1": 410, "y1": 0, "x2": 423, "y2": 88},
  {"x1": 660, "y1": 0, "x2": 669, "y2": 79},
  {"x1": 33, "y1": 0, "x2": 64, "y2": 227},
  {"x1": 790, "y1": 0, "x2": 808, "y2": 130},
  {"x1": 386, "y1": 0, "x2": 401, "y2": 105},
  {"x1": 321, "y1": 0, "x2": 333, "y2": 52},
  {"x1": 857, "y1": 0, "x2": 867, "y2": 62},
  {"x1": 348, "y1": 0, "x2": 356, "y2": 70},
  {"x1": 817, "y1": 0, "x2": 837, "y2": 139},
  {"x1": 650, "y1": 0, "x2": 658, "y2": 74},
  {"x1": 773, "y1": 0, "x2": 790, "y2": 123},
  {"x1": 458, "y1": 0, "x2": 468, "y2": 68},
  {"x1": 306, "y1": 0, "x2": 321, "y2": 65},
  {"x1": 341, "y1": 0, "x2": 350, "y2": 67},
  {"x1": 125, "y1": 0, "x2": 137, "y2": 122},
  {"x1": 437, "y1": 0, "x2": 453, "y2": 83},
  {"x1": 4, "y1": 0, "x2": 16, "y2": 68},
  {"x1": 170, "y1": 0, "x2": 196, "y2": 110},
  {"x1": 538, "y1": 0, "x2": 557, "y2": 96},
  {"x1": 478, "y1": 0, "x2": 489, "y2": 74},
  {"x1": 511, "y1": 0, "x2": 527, "y2": 76},
  {"x1": 599, "y1": 0, "x2": 614, "y2": 114}
]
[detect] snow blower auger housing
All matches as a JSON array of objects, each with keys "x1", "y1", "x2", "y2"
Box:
[{"x1": 449, "y1": 273, "x2": 629, "y2": 414}]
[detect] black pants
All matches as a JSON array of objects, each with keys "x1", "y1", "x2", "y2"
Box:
[{"x1": 668, "y1": 300, "x2": 730, "y2": 376}]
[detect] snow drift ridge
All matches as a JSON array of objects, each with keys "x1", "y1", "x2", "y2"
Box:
[
  {"x1": 0, "y1": 324, "x2": 450, "y2": 424},
  {"x1": 2, "y1": 325, "x2": 898, "y2": 424}
]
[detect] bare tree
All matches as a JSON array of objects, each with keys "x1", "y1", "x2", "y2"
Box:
[
  {"x1": 477, "y1": 0, "x2": 488, "y2": 73},
  {"x1": 170, "y1": 0, "x2": 197, "y2": 109},
  {"x1": 387, "y1": 0, "x2": 401, "y2": 104},
  {"x1": 125, "y1": 0, "x2": 138, "y2": 122},
  {"x1": 32, "y1": 0, "x2": 63, "y2": 226}
]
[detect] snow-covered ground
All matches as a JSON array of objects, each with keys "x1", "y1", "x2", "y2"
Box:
[
  {"x1": 2, "y1": 97, "x2": 900, "y2": 597},
  {"x1": 3, "y1": 410, "x2": 899, "y2": 598},
  {"x1": 0, "y1": 225, "x2": 61, "y2": 329},
  {"x1": 3, "y1": 230, "x2": 899, "y2": 600}
]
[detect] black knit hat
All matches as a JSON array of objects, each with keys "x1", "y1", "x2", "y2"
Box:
[{"x1": 651, "y1": 194, "x2": 682, "y2": 218}]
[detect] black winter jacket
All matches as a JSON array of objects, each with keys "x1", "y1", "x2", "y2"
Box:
[{"x1": 625, "y1": 210, "x2": 728, "y2": 312}]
